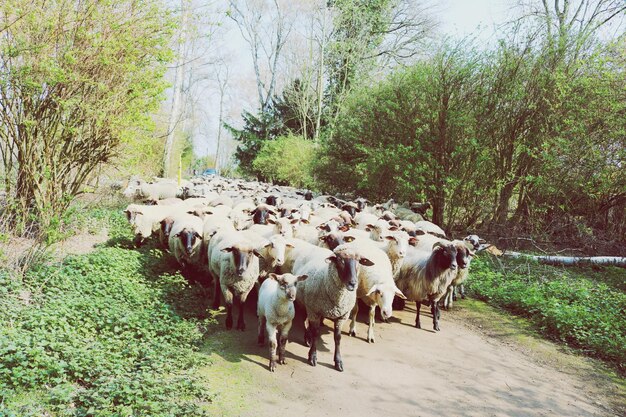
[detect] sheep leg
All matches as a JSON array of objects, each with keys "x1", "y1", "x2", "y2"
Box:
[
  {"x1": 452, "y1": 285, "x2": 458, "y2": 301},
  {"x1": 460, "y1": 284, "x2": 466, "y2": 299},
  {"x1": 304, "y1": 317, "x2": 312, "y2": 347},
  {"x1": 333, "y1": 318, "x2": 345, "y2": 372},
  {"x1": 267, "y1": 323, "x2": 278, "y2": 372},
  {"x1": 415, "y1": 301, "x2": 421, "y2": 328},
  {"x1": 431, "y1": 298, "x2": 440, "y2": 331},
  {"x1": 223, "y1": 288, "x2": 234, "y2": 330},
  {"x1": 236, "y1": 295, "x2": 246, "y2": 331},
  {"x1": 211, "y1": 276, "x2": 221, "y2": 310},
  {"x1": 278, "y1": 322, "x2": 291, "y2": 365},
  {"x1": 307, "y1": 317, "x2": 319, "y2": 367},
  {"x1": 258, "y1": 315, "x2": 266, "y2": 345},
  {"x1": 348, "y1": 302, "x2": 359, "y2": 337},
  {"x1": 367, "y1": 305, "x2": 376, "y2": 343}
]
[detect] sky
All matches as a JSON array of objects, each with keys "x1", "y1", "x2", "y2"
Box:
[{"x1": 186, "y1": 0, "x2": 516, "y2": 163}]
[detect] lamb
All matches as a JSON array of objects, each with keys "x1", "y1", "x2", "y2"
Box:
[
  {"x1": 343, "y1": 240, "x2": 406, "y2": 343},
  {"x1": 208, "y1": 230, "x2": 263, "y2": 330},
  {"x1": 395, "y1": 242, "x2": 458, "y2": 331},
  {"x1": 257, "y1": 273, "x2": 308, "y2": 372},
  {"x1": 364, "y1": 219, "x2": 392, "y2": 242},
  {"x1": 168, "y1": 214, "x2": 204, "y2": 269},
  {"x1": 293, "y1": 244, "x2": 374, "y2": 371}
]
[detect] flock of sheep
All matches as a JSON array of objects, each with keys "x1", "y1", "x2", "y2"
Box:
[{"x1": 122, "y1": 175, "x2": 484, "y2": 372}]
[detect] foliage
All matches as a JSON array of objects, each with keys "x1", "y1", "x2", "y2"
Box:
[
  {"x1": 316, "y1": 41, "x2": 488, "y2": 227},
  {"x1": 0, "y1": 0, "x2": 175, "y2": 233},
  {"x1": 467, "y1": 254, "x2": 626, "y2": 374},
  {"x1": 252, "y1": 134, "x2": 317, "y2": 188},
  {"x1": 0, "y1": 210, "x2": 213, "y2": 416}
]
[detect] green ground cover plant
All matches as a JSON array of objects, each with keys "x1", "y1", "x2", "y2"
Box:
[{"x1": 467, "y1": 254, "x2": 626, "y2": 374}]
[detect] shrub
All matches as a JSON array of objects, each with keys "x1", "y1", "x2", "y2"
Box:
[{"x1": 252, "y1": 134, "x2": 317, "y2": 188}]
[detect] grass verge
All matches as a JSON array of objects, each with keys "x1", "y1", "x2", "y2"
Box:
[{"x1": 467, "y1": 254, "x2": 626, "y2": 375}]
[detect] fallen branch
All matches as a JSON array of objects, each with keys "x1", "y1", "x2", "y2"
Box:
[{"x1": 500, "y1": 251, "x2": 626, "y2": 268}]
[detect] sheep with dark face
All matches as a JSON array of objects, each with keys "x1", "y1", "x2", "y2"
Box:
[
  {"x1": 354, "y1": 197, "x2": 370, "y2": 212},
  {"x1": 208, "y1": 230, "x2": 263, "y2": 330},
  {"x1": 168, "y1": 214, "x2": 204, "y2": 269},
  {"x1": 250, "y1": 204, "x2": 277, "y2": 225},
  {"x1": 395, "y1": 242, "x2": 458, "y2": 331},
  {"x1": 257, "y1": 273, "x2": 308, "y2": 372}
]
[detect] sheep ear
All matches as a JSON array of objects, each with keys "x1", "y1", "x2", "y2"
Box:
[
  {"x1": 300, "y1": 218, "x2": 310, "y2": 224},
  {"x1": 194, "y1": 231, "x2": 202, "y2": 240},
  {"x1": 359, "y1": 258, "x2": 375, "y2": 267},
  {"x1": 268, "y1": 273, "x2": 279, "y2": 281},
  {"x1": 344, "y1": 235, "x2": 356, "y2": 242},
  {"x1": 318, "y1": 235, "x2": 328, "y2": 242},
  {"x1": 286, "y1": 242, "x2": 295, "y2": 248},
  {"x1": 253, "y1": 249, "x2": 264, "y2": 259},
  {"x1": 432, "y1": 242, "x2": 444, "y2": 250},
  {"x1": 290, "y1": 218, "x2": 299, "y2": 224},
  {"x1": 408, "y1": 237, "x2": 418, "y2": 246},
  {"x1": 297, "y1": 274, "x2": 308, "y2": 282},
  {"x1": 250, "y1": 208, "x2": 258, "y2": 215},
  {"x1": 267, "y1": 218, "x2": 276, "y2": 224},
  {"x1": 366, "y1": 285, "x2": 380, "y2": 296},
  {"x1": 221, "y1": 247, "x2": 235, "y2": 253},
  {"x1": 479, "y1": 238, "x2": 486, "y2": 244},
  {"x1": 415, "y1": 229, "x2": 425, "y2": 235},
  {"x1": 366, "y1": 223, "x2": 375, "y2": 229},
  {"x1": 325, "y1": 255, "x2": 337, "y2": 264},
  {"x1": 339, "y1": 225, "x2": 350, "y2": 232},
  {"x1": 395, "y1": 286, "x2": 407, "y2": 299},
  {"x1": 384, "y1": 235, "x2": 395, "y2": 241},
  {"x1": 388, "y1": 226, "x2": 399, "y2": 231}
]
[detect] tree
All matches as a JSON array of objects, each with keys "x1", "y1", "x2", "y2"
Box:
[
  {"x1": 0, "y1": 0, "x2": 174, "y2": 231},
  {"x1": 227, "y1": 0, "x2": 293, "y2": 112}
]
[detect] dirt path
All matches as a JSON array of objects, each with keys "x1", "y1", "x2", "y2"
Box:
[{"x1": 199, "y1": 299, "x2": 624, "y2": 417}]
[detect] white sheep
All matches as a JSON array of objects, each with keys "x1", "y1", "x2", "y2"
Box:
[
  {"x1": 343, "y1": 240, "x2": 406, "y2": 343},
  {"x1": 414, "y1": 220, "x2": 446, "y2": 237},
  {"x1": 257, "y1": 272, "x2": 308, "y2": 372},
  {"x1": 124, "y1": 203, "x2": 173, "y2": 246},
  {"x1": 208, "y1": 230, "x2": 262, "y2": 330},
  {"x1": 293, "y1": 244, "x2": 374, "y2": 371},
  {"x1": 395, "y1": 242, "x2": 458, "y2": 331}
]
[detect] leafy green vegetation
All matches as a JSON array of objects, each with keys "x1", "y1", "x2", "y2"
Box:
[
  {"x1": 467, "y1": 254, "x2": 626, "y2": 374},
  {"x1": 252, "y1": 134, "x2": 317, "y2": 188},
  {"x1": 0, "y1": 210, "x2": 213, "y2": 416}
]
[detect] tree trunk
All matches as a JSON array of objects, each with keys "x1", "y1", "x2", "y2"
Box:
[{"x1": 163, "y1": 0, "x2": 187, "y2": 177}]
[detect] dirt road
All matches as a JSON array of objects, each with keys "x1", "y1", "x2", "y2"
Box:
[{"x1": 200, "y1": 299, "x2": 623, "y2": 417}]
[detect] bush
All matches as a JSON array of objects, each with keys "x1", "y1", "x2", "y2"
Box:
[
  {"x1": 0, "y1": 214, "x2": 213, "y2": 416},
  {"x1": 251, "y1": 134, "x2": 317, "y2": 188},
  {"x1": 467, "y1": 255, "x2": 626, "y2": 374}
]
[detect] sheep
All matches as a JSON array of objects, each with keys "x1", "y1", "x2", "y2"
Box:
[
  {"x1": 250, "y1": 204, "x2": 277, "y2": 225},
  {"x1": 146, "y1": 197, "x2": 183, "y2": 206},
  {"x1": 354, "y1": 197, "x2": 370, "y2": 212},
  {"x1": 395, "y1": 242, "x2": 458, "y2": 331},
  {"x1": 257, "y1": 272, "x2": 308, "y2": 372},
  {"x1": 241, "y1": 232, "x2": 291, "y2": 274},
  {"x1": 208, "y1": 230, "x2": 263, "y2": 330},
  {"x1": 343, "y1": 240, "x2": 406, "y2": 343},
  {"x1": 463, "y1": 234, "x2": 486, "y2": 252},
  {"x1": 168, "y1": 214, "x2": 204, "y2": 269},
  {"x1": 124, "y1": 203, "x2": 173, "y2": 246},
  {"x1": 410, "y1": 201, "x2": 431, "y2": 219},
  {"x1": 364, "y1": 219, "x2": 392, "y2": 242},
  {"x1": 293, "y1": 244, "x2": 374, "y2": 371},
  {"x1": 414, "y1": 220, "x2": 446, "y2": 237},
  {"x1": 123, "y1": 178, "x2": 179, "y2": 201},
  {"x1": 209, "y1": 195, "x2": 234, "y2": 208},
  {"x1": 412, "y1": 234, "x2": 475, "y2": 309},
  {"x1": 393, "y1": 206, "x2": 424, "y2": 223},
  {"x1": 375, "y1": 230, "x2": 416, "y2": 278},
  {"x1": 341, "y1": 202, "x2": 359, "y2": 218}
]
